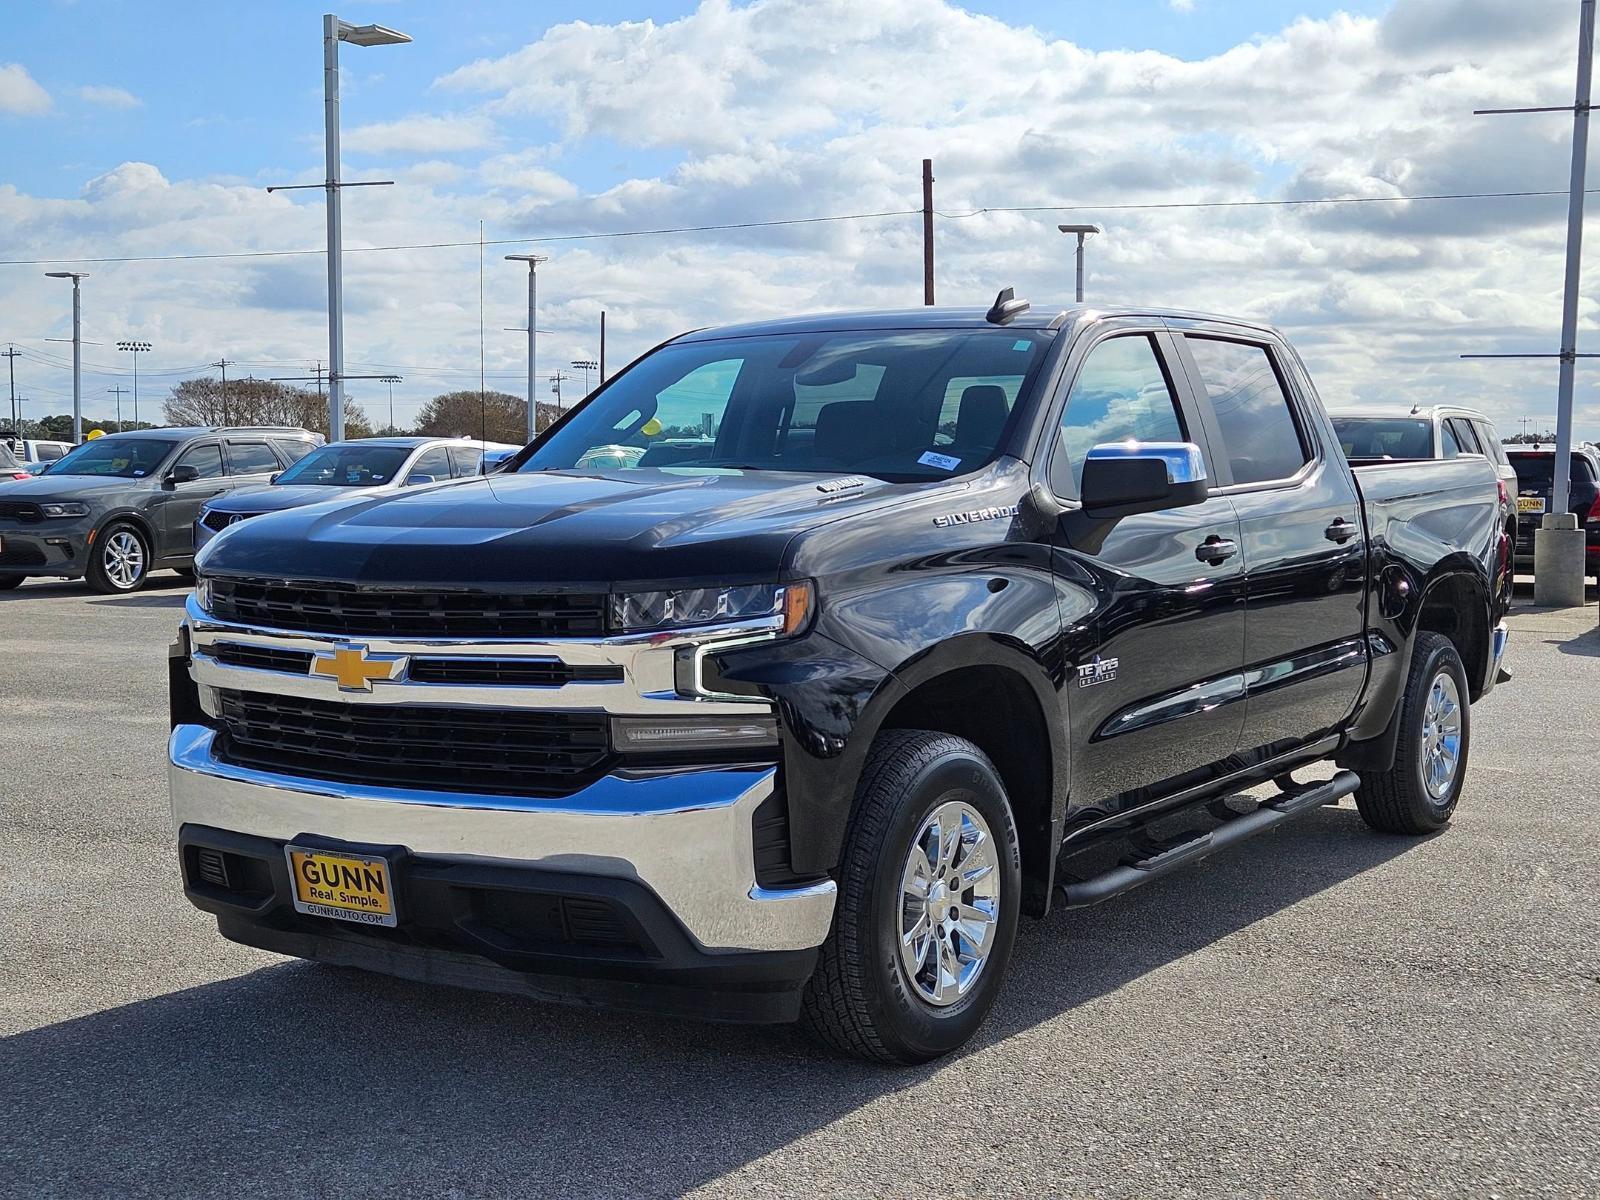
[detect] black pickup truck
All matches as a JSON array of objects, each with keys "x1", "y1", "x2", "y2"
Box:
[{"x1": 169, "y1": 298, "x2": 1511, "y2": 1063}]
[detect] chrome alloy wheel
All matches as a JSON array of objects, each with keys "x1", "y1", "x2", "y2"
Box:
[
  {"x1": 1420, "y1": 670, "x2": 1463, "y2": 802},
  {"x1": 103, "y1": 530, "x2": 145, "y2": 590},
  {"x1": 898, "y1": 800, "x2": 1001, "y2": 1007}
]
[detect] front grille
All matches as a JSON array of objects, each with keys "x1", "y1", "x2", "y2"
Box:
[
  {"x1": 209, "y1": 577, "x2": 608, "y2": 639},
  {"x1": 407, "y1": 658, "x2": 623, "y2": 687},
  {"x1": 210, "y1": 642, "x2": 315, "y2": 674},
  {"x1": 0, "y1": 501, "x2": 42, "y2": 523},
  {"x1": 0, "y1": 541, "x2": 46, "y2": 567},
  {"x1": 214, "y1": 688, "x2": 612, "y2": 795},
  {"x1": 202, "y1": 509, "x2": 260, "y2": 533}
]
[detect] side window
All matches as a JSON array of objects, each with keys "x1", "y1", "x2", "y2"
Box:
[
  {"x1": 38, "y1": 443, "x2": 66, "y2": 462},
  {"x1": 1440, "y1": 421, "x2": 1465, "y2": 458},
  {"x1": 1052, "y1": 335, "x2": 1185, "y2": 494},
  {"x1": 1447, "y1": 418, "x2": 1481, "y2": 455},
  {"x1": 175, "y1": 443, "x2": 225, "y2": 480},
  {"x1": 271, "y1": 437, "x2": 316, "y2": 464},
  {"x1": 449, "y1": 446, "x2": 483, "y2": 477},
  {"x1": 407, "y1": 447, "x2": 451, "y2": 483},
  {"x1": 1185, "y1": 337, "x2": 1308, "y2": 486},
  {"x1": 227, "y1": 442, "x2": 280, "y2": 475},
  {"x1": 1475, "y1": 421, "x2": 1509, "y2": 465}
]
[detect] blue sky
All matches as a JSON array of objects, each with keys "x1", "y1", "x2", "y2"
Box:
[{"x1": 1, "y1": 0, "x2": 1591, "y2": 437}]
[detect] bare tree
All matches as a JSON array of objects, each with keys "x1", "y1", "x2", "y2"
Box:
[
  {"x1": 413, "y1": 390, "x2": 556, "y2": 444},
  {"x1": 164, "y1": 377, "x2": 373, "y2": 439}
]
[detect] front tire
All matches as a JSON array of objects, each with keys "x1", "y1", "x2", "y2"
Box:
[
  {"x1": 87, "y1": 522, "x2": 151, "y2": 594},
  {"x1": 0, "y1": 575, "x2": 23, "y2": 591},
  {"x1": 801, "y1": 729, "x2": 1021, "y2": 1064},
  {"x1": 1355, "y1": 632, "x2": 1470, "y2": 835}
]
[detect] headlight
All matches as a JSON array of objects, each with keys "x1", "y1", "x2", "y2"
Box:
[
  {"x1": 610, "y1": 581, "x2": 813, "y2": 635},
  {"x1": 39, "y1": 502, "x2": 89, "y2": 518},
  {"x1": 193, "y1": 575, "x2": 213, "y2": 612}
]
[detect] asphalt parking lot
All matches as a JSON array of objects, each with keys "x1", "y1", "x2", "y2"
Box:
[{"x1": 2, "y1": 574, "x2": 1597, "y2": 1199}]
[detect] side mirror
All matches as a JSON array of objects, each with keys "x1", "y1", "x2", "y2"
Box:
[
  {"x1": 268, "y1": 472, "x2": 281, "y2": 484},
  {"x1": 166, "y1": 463, "x2": 201, "y2": 487},
  {"x1": 404, "y1": 473, "x2": 436, "y2": 487},
  {"x1": 1079, "y1": 441, "x2": 1208, "y2": 519}
]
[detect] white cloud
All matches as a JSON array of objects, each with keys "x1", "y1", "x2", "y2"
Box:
[
  {"x1": 76, "y1": 84, "x2": 140, "y2": 109},
  {"x1": 343, "y1": 113, "x2": 496, "y2": 155},
  {"x1": 1169, "y1": 0, "x2": 1195, "y2": 10},
  {"x1": 0, "y1": 0, "x2": 1595, "y2": 437},
  {"x1": 0, "y1": 63, "x2": 51, "y2": 115}
]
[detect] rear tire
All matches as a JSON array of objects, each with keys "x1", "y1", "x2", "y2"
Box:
[
  {"x1": 800, "y1": 729, "x2": 1021, "y2": 1064},
  {"x1": 86, "y1": 522, "x2": 150, "y2": 594},
  {"x1": 1355, "y1": 632, "x2": 1470, "y2": 835}
]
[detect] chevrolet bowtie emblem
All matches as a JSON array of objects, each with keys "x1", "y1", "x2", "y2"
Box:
[{"x1": 309, "y1": 644, "x2": 407, "y2": 691}]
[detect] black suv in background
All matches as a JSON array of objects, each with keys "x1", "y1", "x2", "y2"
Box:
[
  {"x1": 0, "y1": 426, "x2": 321, "y2": 593},
  {"x1": 1507, "y1": 445, "x2": 1600, "y2": 578}
]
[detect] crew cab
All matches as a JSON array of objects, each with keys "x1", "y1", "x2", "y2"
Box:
[{"x1": 169, "y1": 300, "x2": 1510, "y2": 1063}]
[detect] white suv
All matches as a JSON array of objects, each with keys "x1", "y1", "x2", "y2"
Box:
[{"x1": 1330, "y1": 405, "x2": 1517, "y2": 500}]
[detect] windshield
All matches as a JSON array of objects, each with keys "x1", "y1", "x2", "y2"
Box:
[
  {"x1": 520, "y1": 329, "x2": 1052, "y2": 482},
  {"x1": 275, "y1": 443, "x2": 412, "y2": 487},
  {"x1": 1331, "y1": 417, "x2": 1433, "y2": 460},
  {"x1": 46, "y1": 437, "x2": 175, "y2": 478}
]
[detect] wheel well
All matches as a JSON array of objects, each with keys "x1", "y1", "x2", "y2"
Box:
[
  {"x1": 879, "y1": 666, "x2": 1054, "y2": 914},
  {"x1": 1418, "y1": 574, "x2": 1489, "y2": 700}
]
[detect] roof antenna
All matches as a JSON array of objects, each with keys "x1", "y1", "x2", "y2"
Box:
[{"x1": 986, "y1": 286, "x2": 1030, "y2": 326}]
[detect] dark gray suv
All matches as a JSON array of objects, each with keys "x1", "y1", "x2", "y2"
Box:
[{"x1": 0, "y1": 426, "x2": 320, "y2": 593}]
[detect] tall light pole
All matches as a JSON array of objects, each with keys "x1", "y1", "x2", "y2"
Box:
[
  {"x1": 571, "y1": 359, "x2": 598, "y2": 397},
  {"x1": 117, "y1": 339, "x2": 151, "y2": 429},
  {"x1": 320, "y1": 14, "x2": 411, "y2": 443},
  {"x1": 1057, "y1": 225, "x2": 1101, "y2": 303},
  {"x1": 44, "y1": 271, "x2": 88, "y2": 443},
  {"x1": 506, "y1": 253, "x2": 549, "y2": 441},
  {"x1": 379, "y1": 374, "x2": 402, "y2": 432}
]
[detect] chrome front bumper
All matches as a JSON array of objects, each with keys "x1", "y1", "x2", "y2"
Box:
[{"x1": 168, "y1": 723, "x2": 835, "y2": 953}]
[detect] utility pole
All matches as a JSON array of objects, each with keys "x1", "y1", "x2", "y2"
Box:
[
  {"x1": 1464, "y1": 0, "x2": 1595, "y2": 607},
  {"x1": 505, "y1": 253, "x2": 549, "y2": 442},
  {"x1": 379, "y1": 374, "x2": 402, "y2": 432},
  {"x1": 2, "y1": 345, "x2": 18, "y2": 434},
  {"x1": 922, "y1": 158, "x2": 935, "y2": 306},
  {"x1": 213, "y1": 358, "x2": 233, "y2": 425},
  {"x1": 109, "y1": 385, "x2": 128, "y2": 432},
  {"x1": 1058, "y1": 224, "x2": 1102, "y2": 303},
  {"x1": 117, "y1": 340, "x2": 152, "y2": 429},
  {"x1": 600, "y1": 311, "x2": 607, "y2": 384},
  {"x1": 549, "y1": 369, "x2": 570, "y2": 416},
  {"x1": 44, "y1": 271, "x2": 87, "y2": 443}
]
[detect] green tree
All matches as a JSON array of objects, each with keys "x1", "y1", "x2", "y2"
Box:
[
  {"x1": 413, "y1": 390, "x2": 553, "y2": 445},
  {"x1": 163, "y1": 376, "x2": 372, "y2": 439}
]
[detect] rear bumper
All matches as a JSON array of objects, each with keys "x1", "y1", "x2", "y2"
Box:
[{"x1": 168, "y1": 723, "x2": 836, "y2": 1021}]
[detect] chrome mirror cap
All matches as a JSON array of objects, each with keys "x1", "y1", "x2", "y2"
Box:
[{"x1": 1084, "y1": 441, "x2": 1207, "y2": 485}]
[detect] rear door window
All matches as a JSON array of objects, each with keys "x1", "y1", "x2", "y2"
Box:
[
  {"x1": 226, "y1": 442, "x2": 280, "y2": 475},
  {"x1": 1184, "y1": 337, "x2": 1309, "y2": 485},
  {"x1": 1440, "y1": 421, "x2": 1465, "y2": 458},
  {"x1": 270, "y1": 437, "x2": 316, "y2": 464},
  {"x1": 1474, "y1": 421, "x2": 1510, "y2": 465},
  {"x1": 1052, "y1": 334, "x2": 1186, "y2": 493},
  {"x1": 449, "y1": 446, "x2": 483, "y2": 477},
  {"x1": 1447, "y1": 418, "x2": 1482, "y2": 454},
  {"x1": 407, "y1": 447, "x2": 451, "y2": 483}
]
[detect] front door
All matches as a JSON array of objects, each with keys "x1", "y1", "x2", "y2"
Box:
[
  {"x1": 159, "y1": 441, "x2": 228, "y2": 556},
  {"x1": 1046, "y1": 326, "x2": 1248, "y2": 817}
]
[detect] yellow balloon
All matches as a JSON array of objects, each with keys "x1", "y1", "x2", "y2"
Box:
[
  {"x1": 85, "y1": 428, "x2": 105, "y2": 440},
  {"x1": 640, "y1": 417, "x2": 663, "y2": 437}
]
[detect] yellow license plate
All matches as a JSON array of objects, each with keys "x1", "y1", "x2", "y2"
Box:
[
  {"x1": 285, "y1": 846, "x2": 397, "y2": 927},
  {"x1": 1517, "y1": 496, "x2": 1546, "y2": 514}
]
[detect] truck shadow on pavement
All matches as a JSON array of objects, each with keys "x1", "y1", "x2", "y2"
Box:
[{"x1": 1, "y1": 805, "x2": 1419, "y2": 1199}]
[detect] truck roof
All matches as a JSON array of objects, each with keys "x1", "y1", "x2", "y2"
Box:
[{"x1": 672, "y1": 303, "x2": 1279, "y2": 342}]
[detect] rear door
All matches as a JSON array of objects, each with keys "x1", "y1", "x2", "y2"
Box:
[
  {"x1": 1171, "y1": 326, "x2": 1368, "y2": 752},
  {"x1": 1045, "y1": 322, "x2": 1247, "y2": 810}
]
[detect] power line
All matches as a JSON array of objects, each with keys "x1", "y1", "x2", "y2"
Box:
[{"x1": 8, "y1": 187, "x2": 1593, "y2": 271}]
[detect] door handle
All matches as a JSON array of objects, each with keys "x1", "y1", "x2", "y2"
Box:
[
  {"x1": 1195, "y1": 535, "x2": 1238, "y2": 565},
  {"x1": 1324, "y1": 517, "x2": 1359, "y2": 543}
]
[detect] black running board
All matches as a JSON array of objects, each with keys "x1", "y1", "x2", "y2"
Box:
[{"x1": 1054, "y1": 770, "x2": 1361, "y2": 909}]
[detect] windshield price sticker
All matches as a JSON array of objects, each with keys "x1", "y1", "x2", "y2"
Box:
[{"x1": 918, "y1": 451, "x2": 962, "y2": 471}]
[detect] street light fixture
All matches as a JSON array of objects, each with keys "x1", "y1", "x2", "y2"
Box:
[
  {"x1": 506, "y1": 253, "x2": 549, "y2": 442},
  {"x1": 571, "y1": 359, "x2": 598, "y2": 397},
  {"x1": 1057, "y1": 224, "x2": 1101, "y2": 304},
  {"x1": 378, "y1": 374, "x2": 403, "y2": 432},
  {"x1": 116, "y1": 339, "x2": 152, "y2": 429},
  {"x1": 321, "y1": 14, "x2": 411, "y2": 443},
  {"x1": 45, "y1": 271, "x2": 89, "y2": 443}
]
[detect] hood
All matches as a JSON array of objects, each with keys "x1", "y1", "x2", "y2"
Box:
[
  {"x1": 204, "y1": 484, "x2": 381, "y2": 515},
  {"x1": 0, "y1": 474, "x2": 147, "y2": 501},
  {"x1": 196, "y1": 468, "x2": 906, "y2": 589}
]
